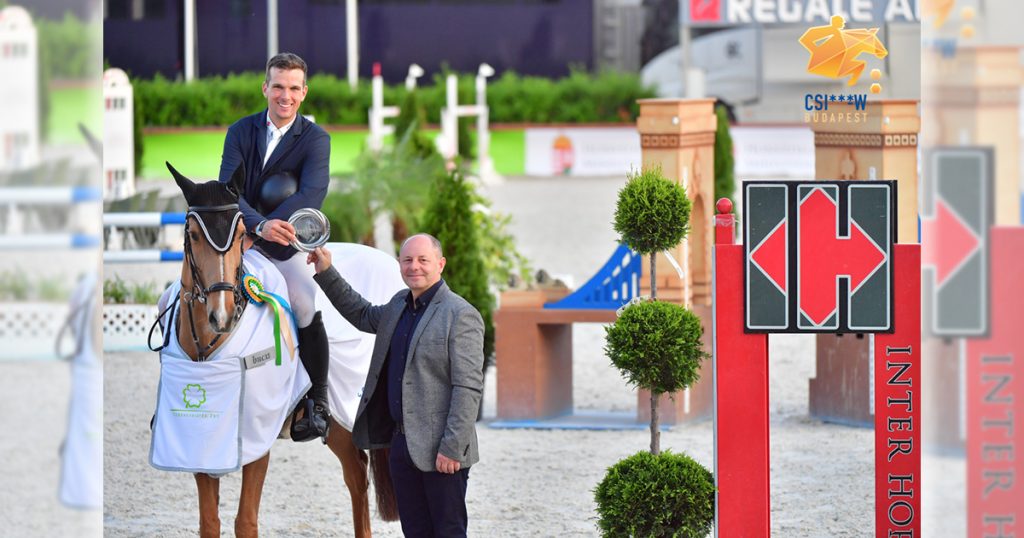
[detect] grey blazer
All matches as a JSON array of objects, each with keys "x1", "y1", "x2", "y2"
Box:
[{"x1": 313, "y1": 267, "x2": 485, "y2": 472}]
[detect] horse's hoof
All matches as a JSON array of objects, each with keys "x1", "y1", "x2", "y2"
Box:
[{"x1": 290, "y1": 398, "x2": 330, "y2": 443}]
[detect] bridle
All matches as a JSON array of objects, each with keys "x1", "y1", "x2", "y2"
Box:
[{"x1": 180, "y1": 203, "x2": 247, "y2": 361}]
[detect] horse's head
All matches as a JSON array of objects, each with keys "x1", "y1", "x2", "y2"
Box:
[
  {"x1": 167, "y1": 162, "x2": 247, "y2": 338},
  {"x1": 866, "y1": 28, "x2": 888, "y2": 59}
]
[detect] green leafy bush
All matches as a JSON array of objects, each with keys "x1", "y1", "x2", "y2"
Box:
[
  {"x1": 472, "y1": 199, "x2": 531, "y2": 291},
  {"x1": 132, "y1": 69, "x2": 655, "y2": 127},
  {"x1": 613, "y1": 168, "x2": 691, "y2": 255},
  {"x1": 420, "y1": 169, "x2": 495, "y2": 359},
  {"x1": 393, "y1": 89, "x2": 427, "y2": 141},
  {"x1": 103, "y1": 276, "x2": 159, "y2": 304},
  {"x1": 594, "y1": 450, "x2": 715, "y2": 538},
  {"x1": 604, "y1": 300, "x2": 708, "y2": 395},
  {"x1": 322, "y1": 188, "x2": 373, "y2": 245},
  {"x1": 37, "y1": 12, "x2": 97, "y2": 80},
  {"x1": 0, "y1": 271, "x2": 68, "y2": 301},
  {"x1": 713, "y1": 104, "x2": 735, "y2": 206}
]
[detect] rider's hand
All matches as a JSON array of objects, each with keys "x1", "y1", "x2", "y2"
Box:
[
  {"x1": 258, "y1": 219, "x2": 296, "y2": 246},
  {"x1": 307, "y1": 246, "x2": 332, "y2": 274}
]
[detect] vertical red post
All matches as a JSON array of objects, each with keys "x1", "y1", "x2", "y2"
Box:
[
  {"x1": 874, "y1": 245, "x2": 921, "y2": 537},
  {"x1": 714, "y1": 198, "x2": 771, "y2": 537},
  {"x1": 965, "y1": 228, "x2": 1024, "y2": 538}
]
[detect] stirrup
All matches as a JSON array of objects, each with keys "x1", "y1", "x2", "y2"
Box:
[{"x1": 290, "y1": 397, "x2": 330, "y2": 444}]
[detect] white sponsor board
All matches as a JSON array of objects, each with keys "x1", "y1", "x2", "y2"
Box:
[
  {"x1": 523, "y1": 124, "x2": 814, "y2": 180},
  {"x1": 524, "y1": 127, "x2": 641, "y2": 177},
  {"x1": 731, "y1": 125, "x2": 815, "y2": 179}
]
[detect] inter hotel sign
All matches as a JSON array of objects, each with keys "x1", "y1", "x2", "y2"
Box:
[{"x1": 684, "y1": 0, "x2": 920, "y2": 25}]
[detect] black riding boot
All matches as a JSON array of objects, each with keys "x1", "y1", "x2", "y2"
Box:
[{"x1": 291, "y1": 311, "x2": 331, "y2": 443}]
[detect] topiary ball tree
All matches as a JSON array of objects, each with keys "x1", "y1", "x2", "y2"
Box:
[
  {"x1": 594, "y1": 450, "x2": 715, "y2": 538},
  {"x1": 613, "y1": 167, "x2": 691, "y2": 299},
  {"x1": 605, "y1": 300, "x2": 708, "y2": 454},
  {"x1": 611, "y1": 167, "x2": 694, "y2": 454}
]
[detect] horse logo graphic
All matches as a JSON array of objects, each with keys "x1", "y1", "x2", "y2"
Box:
[
  {"x1": 182, "y1": 384, "x2": 207, "y2": 409},
  {"x1": 923, "y1": 0, "x2": 955, "y2": 28},
  {"x1": 799, "y1": 15, "x2": 888, "y2": 86}
]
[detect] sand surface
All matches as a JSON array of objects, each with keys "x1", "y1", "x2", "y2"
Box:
[{"x1": 88, "y1": 175, "x2": 963, "y2": 535}]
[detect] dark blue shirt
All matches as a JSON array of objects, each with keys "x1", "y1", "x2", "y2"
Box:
[{"x1": 387, "y1": 279, "x2": 444, "y2": 424}]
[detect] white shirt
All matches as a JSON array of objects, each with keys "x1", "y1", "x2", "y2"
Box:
[{"x1": 264, "y1": 112, "x2": 296, "y2": 166}]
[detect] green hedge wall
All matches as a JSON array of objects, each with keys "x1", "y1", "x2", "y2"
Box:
[{"x1": 134, "y1": 69, "x2": 656, "y2": 128}]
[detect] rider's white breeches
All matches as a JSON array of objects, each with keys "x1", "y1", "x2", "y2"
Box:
[{"x1": 271, "y1": 252, "x2": 318, "y2": 328}]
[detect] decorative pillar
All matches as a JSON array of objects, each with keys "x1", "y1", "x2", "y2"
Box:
[
  {"x1": 808, "y1": 100, "x2": 920, "y2": 425},
  {"x1": 635, "y1": 98, "x2": 717, "y2": 423},
  {"x1": 924, "y1": 46, "x2": 1021, "y2": 225}
]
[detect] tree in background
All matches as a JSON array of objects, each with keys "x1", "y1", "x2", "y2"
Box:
[
  {"x1": 714, "y1": 103, "x2": 735, "y2": 206},
  {"x1": 420, "y1": 168, "x2": 495, "y2": 360},
  {"x1": 394, "y1": 89, "x2": 426, "y2": 141}
]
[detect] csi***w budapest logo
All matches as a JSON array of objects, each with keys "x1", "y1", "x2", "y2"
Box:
[
  {"x1": 799, "y1": 15, "x2": 887, "y2": 124},
  {"x1": 182, "y1": 383, "x2": 207, "y2": 409}
]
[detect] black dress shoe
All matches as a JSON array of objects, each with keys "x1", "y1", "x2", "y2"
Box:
[{"x1": 291, "y1": 397, "x2": 330, "y2": 443}]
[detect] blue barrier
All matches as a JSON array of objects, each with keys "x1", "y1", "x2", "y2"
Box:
[
  {"x1": 102, "y1": 212, "x2": 186, "y2": 227},
  {"x1": 0, "y1": 186, "x2": 102, "y2": 204},
  {"x1": 545, "y1": 243, "x2": 640, "y2": 310}
]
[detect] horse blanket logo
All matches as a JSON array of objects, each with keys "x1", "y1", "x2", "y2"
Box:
[
  {"x1": 182, "y1": 384, "x2": 206, "y2": 409},
  {"x1": 799, "y1": 15, "x2": 888, "y2": 86}
]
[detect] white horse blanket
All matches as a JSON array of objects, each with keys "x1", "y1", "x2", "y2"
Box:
[
  {"x1": 150, "y1": 249, "x2": 310, "y2": 474},
  {"x1": 313, "y1": 243, "x2": 405, "y2": 430}
]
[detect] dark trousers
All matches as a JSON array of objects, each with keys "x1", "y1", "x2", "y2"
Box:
[{"x1": 389, "y1": 431, "x2": 470, "y2": 537}]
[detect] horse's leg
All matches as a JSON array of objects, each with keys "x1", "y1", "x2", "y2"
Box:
[
  {"x1": 194, "y1": 473, "x2": 221, "y2": 538},
  {"x1": 327, "y1": 418, "x2": 371, "y2": 538},
  {"x1": 236, "y1": 452, "x2": 270, "y2": 538}
]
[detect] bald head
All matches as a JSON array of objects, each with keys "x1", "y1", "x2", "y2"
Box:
[
  {"x1": 399, "y1": 233, "x2": 446, "y2": 298},
  {"x1": 400, "y1": 233, "x2": 443, "y2": 258}
]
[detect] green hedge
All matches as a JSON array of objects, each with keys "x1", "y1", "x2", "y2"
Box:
[
  {"x1": 134, "y1": 69, "x2": 656, "y2": 128},
  {"x1": 38, "y1": 12, "x2": 98, "y2": 80}
]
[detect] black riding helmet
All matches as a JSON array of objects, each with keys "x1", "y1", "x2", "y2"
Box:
[{"x1": 256, "y1": 171, "x2": 298, "y2": 215}]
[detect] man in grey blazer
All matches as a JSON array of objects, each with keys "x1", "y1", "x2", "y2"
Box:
[{"x1": 307, "y1": 233, "x2": 484, "y2": 537}]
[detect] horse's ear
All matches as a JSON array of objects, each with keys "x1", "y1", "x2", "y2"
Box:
[
  {"x1": 227, "y1": 164, "x2": 245, "y2": 199},
  {"x1": 166, "y1": 162, "x2": 195, "y2": 200}
]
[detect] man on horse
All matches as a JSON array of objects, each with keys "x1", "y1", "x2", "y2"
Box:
[{"x1": 217, "y1": 52, "x2": 331, "y2": 442}]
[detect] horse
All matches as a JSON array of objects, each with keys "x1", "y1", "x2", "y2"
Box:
[{"x1": 150, "y1": 163, "x2": 397, "y2": 537}]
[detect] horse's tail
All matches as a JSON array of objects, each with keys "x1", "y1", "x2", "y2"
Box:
[{"x1": 369, "y1": 448, "x2": 400, "y2": 521}]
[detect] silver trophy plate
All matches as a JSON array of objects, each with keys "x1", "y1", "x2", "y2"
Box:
[{"x1": 288, "y1": 208, "x2": 331, "y2": 252}]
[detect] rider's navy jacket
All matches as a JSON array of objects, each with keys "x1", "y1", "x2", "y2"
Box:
[{"x1": 218, "y1": 109, "x2": 331, "y2": 261}]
